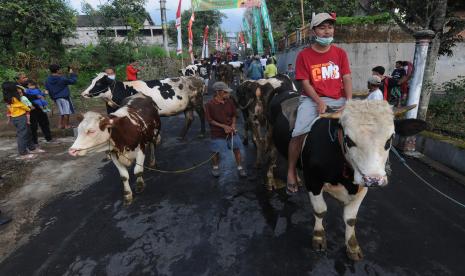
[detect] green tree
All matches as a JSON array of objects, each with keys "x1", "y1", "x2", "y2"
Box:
[
  {"x1": 267, "y1": 0, "x2": 361, "y2": 33},
  {"x1": 167, "y1": 10, "x2": 226, "y2": 50},
  {"x1": 372, "y1": 0, "x2": 465, "y2": 120},
  {"x1": 85, "y1": 0, "x2": 148, "y2": 42},
  {"x1": 0, "y1": 0, "x2": 76, "y2": 58}
]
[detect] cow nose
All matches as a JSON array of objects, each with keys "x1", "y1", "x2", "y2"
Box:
[
  {"x1": 68, "y1": 148, "x2": 78, "y2": 156},
  {"x1": 362, "y1": 175, "x2": 386, "y2": 187}
]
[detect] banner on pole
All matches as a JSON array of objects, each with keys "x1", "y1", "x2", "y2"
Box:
[
  {"x1": 201, "y1": 25, "x2": 209, "y2": 59},
  {"x1": 175, "y1": 0, "x2": 183, "y2": 55},
  {"x1": 192, "y1": 0, "x2": 260, "y2": 11},
  {"x1": 253, "y1": 7, "x2": 264, "y2": 54},
  {"x1": 242, "y1": 17, "x2": 252, "y2": 49},
  {"x1": 260, "y1": 0, "x2": 275, "y2": 53},
  {"x1": 188, "y1": 12, "x2": 195, "y2": 64}
]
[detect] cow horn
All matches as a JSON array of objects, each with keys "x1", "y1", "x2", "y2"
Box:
[
  {"x1": 393, "y1": 104, "x2": 417, "y2": 117},
  {"x1": 320, "y1": 111, "x2": 342, "y2": 119}
]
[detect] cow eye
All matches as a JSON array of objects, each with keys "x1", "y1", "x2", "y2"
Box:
[
  {"x1": 344, "y1": 135, "x2": 356, "y2": 148},
  {"x1": 384, "y1": 135, "x2": 394, "y2": 150},
  {"x1": 87, "y1": 129, "x2": 96, "y2": 134}
]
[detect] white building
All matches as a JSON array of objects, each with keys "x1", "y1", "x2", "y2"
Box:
[{"x1": 64, "y1": 15, "x2": 164, "y2": 46}]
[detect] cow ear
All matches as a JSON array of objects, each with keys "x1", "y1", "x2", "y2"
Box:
[
  {"x1": 76, "y1": 113, "x2": 84, "y2": 123},
  {"x1": 99, "y1": 116, "x2": 118, "y2": 130},
  {"x1": 395, "y1": 119, "x2": 428, "y2": 137}
]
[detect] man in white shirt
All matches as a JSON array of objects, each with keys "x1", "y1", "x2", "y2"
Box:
[
  {"x1": 260, "y1": 55, "x2": 267, "y2": 70},
  {"x1": 366, "y1": 75, "x2": 384, "y2": 101}
]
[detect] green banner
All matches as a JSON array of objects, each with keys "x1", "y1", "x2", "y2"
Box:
[
  {"x1": 242, "y1": 17, "x2": 253, "y2": 49},
  {"x1": 260, "y1": 0, "x2": 275, "y2": 53},
  {"x1": 192, "y1": 0, "x2": 260, "y2": 11},
  {"x1": 253, "y1": 7, "x2": 264, "y2": 54}
]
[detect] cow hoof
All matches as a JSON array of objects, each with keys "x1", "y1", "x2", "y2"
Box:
[
  {"x1": 136, "y1": 180, "x2": 145, "y2": 194},
  {"x1": 346, "y1": 246, "x2": 364, "y2": 261},
  {"x1": 346, "y1": 234, "x2": 363, "y2": 260},
  {"x1": 123, "y1": 194, "x2": 133, "y2": 206},
  {"x1": 312, "y1": 230, "x2": 327, "y2": 251},
  {"x1": 148, "y1": 160, "x2": 156, "y2": 168}
]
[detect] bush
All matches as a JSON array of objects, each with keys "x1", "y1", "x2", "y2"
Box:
[
  {"x1": 428, "y1": 77, "x2": 465, "y2": 138},
  {"x1": 337, "y1": 13, "x2": 392, "y2": 25}
]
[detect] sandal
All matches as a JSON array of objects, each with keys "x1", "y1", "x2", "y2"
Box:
[
  {"x1": 16, "y1": 153, "x2": 37, "y2": 160},
  {"x1": 286, "y1": 182, "x2": 299, "y2": 195}
]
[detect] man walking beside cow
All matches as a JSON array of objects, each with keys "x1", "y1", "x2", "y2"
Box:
[
  {"x1": 205, "y1": 82, "x2": 247, "y2": 178},
  {"x1": 287, "y1": 13, "x2": 352, "y2": 194}
]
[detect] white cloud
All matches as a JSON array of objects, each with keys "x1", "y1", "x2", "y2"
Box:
[{"x1": 70, "y1": 0, "x2": 244, "y2": 32}]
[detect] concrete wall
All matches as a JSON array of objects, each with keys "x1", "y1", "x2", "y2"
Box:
[{"x1": 277, "y1": 43, "x2": 465, "y2": 92}]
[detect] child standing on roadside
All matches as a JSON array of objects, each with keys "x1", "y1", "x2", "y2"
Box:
[
  {"x1": 2, "y1": 82, "x2": 43, "y2": 160},
  {"x1": 18, "y1": 87, "x2": 34, "y2": 124}
]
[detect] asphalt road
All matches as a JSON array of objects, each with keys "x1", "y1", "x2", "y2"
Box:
[{"x1": 1, "y1": 97, "x2": 465, "y2": 275}]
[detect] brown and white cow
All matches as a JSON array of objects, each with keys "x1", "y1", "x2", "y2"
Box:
[
  {"x1": 69, "y1": 94, "x2": 161, "y2": 205},
  {"x1": 81, "y1": 73, "x2": 205, "y2": 140},
  {"x1": 235, "y1": 74, "x2": 296, "y2": 167}
]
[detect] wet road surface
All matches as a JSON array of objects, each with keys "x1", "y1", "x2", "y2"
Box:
[{"x1": 1, "y1": 99, "x2": 465, "y2": 275}]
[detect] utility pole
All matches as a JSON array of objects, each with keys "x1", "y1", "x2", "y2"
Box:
[
  {"x1": 160, "y1": 0, "x2": 170, "y2": 57},
  {"x1": 300, "y1": 0, "x2": 305, "y2": 29}
]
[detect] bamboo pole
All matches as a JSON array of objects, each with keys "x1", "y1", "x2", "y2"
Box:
[{"x1": 301, "y1": 0, "x2": 305, "y2": 29}]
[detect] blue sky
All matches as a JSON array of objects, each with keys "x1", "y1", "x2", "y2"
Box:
[{"x1": 69, "y1": 0, "x2": 245, "y2": 32}]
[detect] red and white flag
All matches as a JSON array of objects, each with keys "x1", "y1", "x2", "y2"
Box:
[
  {"x1": 175, "y1": 0, "x2": 183, "y2": 55},
  {"x1": 201, "y1": 25, "x2": 209, "y2": 59},
  {"x1": 220, "y1": 34, "x2": 223, "y2": 50},
  {"x1": 188, "y1": 11, "x2": 195, "y2": 63},
  {"x1": 215, "y1": 30, "x2": 218, "y2": 51}
]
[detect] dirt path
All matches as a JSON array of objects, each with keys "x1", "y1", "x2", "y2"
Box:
[{"x1": 0, "y1": 136, "x2": 108, "y2": 262}]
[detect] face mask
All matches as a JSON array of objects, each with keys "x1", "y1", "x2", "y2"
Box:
[
  {"x1": 108, "y1": 75, "x2": 116, "y2": 80},
  {"x1": 315, "y1": 36, "x2": 333, "y2": 46}
]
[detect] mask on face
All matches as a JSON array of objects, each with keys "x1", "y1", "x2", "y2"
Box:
[
  {"x1": 108, "y1": 75, "x2": 116, "y2": 80},
  {"x1": 315, "y1": 36, "x2": 333, "y2": 46}
]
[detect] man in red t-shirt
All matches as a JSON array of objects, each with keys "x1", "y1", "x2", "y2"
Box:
[
  {"x1": 126, "y1": 60, "x2": 142, "y2": 81},
  {"x1": 287, "y1": 13, "x2": 353, "y2": 194},
  {"x1": 205, "y1": 81, "x2": 247, "y2": 178}
]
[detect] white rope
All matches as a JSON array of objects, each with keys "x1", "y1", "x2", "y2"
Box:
[{"x1": 391, "y1": 147, "x2": 465, "y2": 209}]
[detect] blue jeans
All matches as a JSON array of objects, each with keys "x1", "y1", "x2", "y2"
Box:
[
  {"x1": 11, "y1": 115, "x2": 35, "y2": 155},
  {"x1": 210, "y1": 134, "x2": 243, "y2": 153}
]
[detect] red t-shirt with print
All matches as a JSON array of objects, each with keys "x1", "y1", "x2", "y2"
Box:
[{"x1": 295, "y1": 45, "x2": 351, "y2": 99}]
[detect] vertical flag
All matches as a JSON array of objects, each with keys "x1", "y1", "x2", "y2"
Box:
[
  {"x1": 242, "y1": 17, "x2": 252, "y2": 49},
  {"x1": 201, "y1": 25, "x2": 209, "y2": 58},
  {"x1": 220, "y1": 33, "x2": 223, "y2": 51},
  {"x1": 188, "y1": 11, "x2": 195, "y2": 63},
  {"x1": 175, "y1": 0, "x2": 183, "y2": 55},
  {"x1": 260, "y1": 0, "x2": 275, "y2": 53},
  {"x1": 253, "y1": 7, "x2": 264, "y2": 55},
  {"x1": 215, "y1": 29, "x2": 219, "y2": 51}
]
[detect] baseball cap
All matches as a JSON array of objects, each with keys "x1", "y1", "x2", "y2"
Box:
[
  {"x1": 310, "y1": 13, "x2": 336, "y2": 29},
  {"x1": 212, "y1": 81, "x2": 233, "y2": 93},
  {"x1": 367, "y1": 75, "x2": 382, "y2": 85}
]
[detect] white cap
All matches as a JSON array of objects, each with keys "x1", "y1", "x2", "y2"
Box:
[
  {"x1": 310, "y1": 13, "x2": 336, "y2": 29},
  {"x1": 368, "y1": 75, "x2": 382, "y2": 85}
]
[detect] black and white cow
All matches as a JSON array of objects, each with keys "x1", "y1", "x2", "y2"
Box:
[
  {"x1": 81, "y1": 73, "x2": 205, "y2": 140},
  {"x1": 179, "y1": 64, "x2": 200, "y2": 76},
  {"x1": 69, "y1": 93, "x2": 161, "y2": 205},
  {"x1": 234, "y1": 74, "x2": 296, "y2": 167},
  {"x1": 268, "y1": 99, "x2": 427, "y2": 260}
]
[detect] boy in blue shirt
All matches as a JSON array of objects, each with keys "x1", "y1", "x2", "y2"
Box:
[{"x1": 26, "y1": 80, "x2": 51, "y2": 112}]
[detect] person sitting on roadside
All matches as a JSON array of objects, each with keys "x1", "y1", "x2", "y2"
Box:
[
  {"x1": 264, "y1": 58, "x2": 278, "y2": 78},
  {"x1": 366, "y1": 76, "x2": 384, "y2": 101},
  {"x1": 204, "y1": 82, "x2": 247, "y2": 178},
  {"x1": 372, "y1": 66, "x2": 390, "y2": 101}
]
